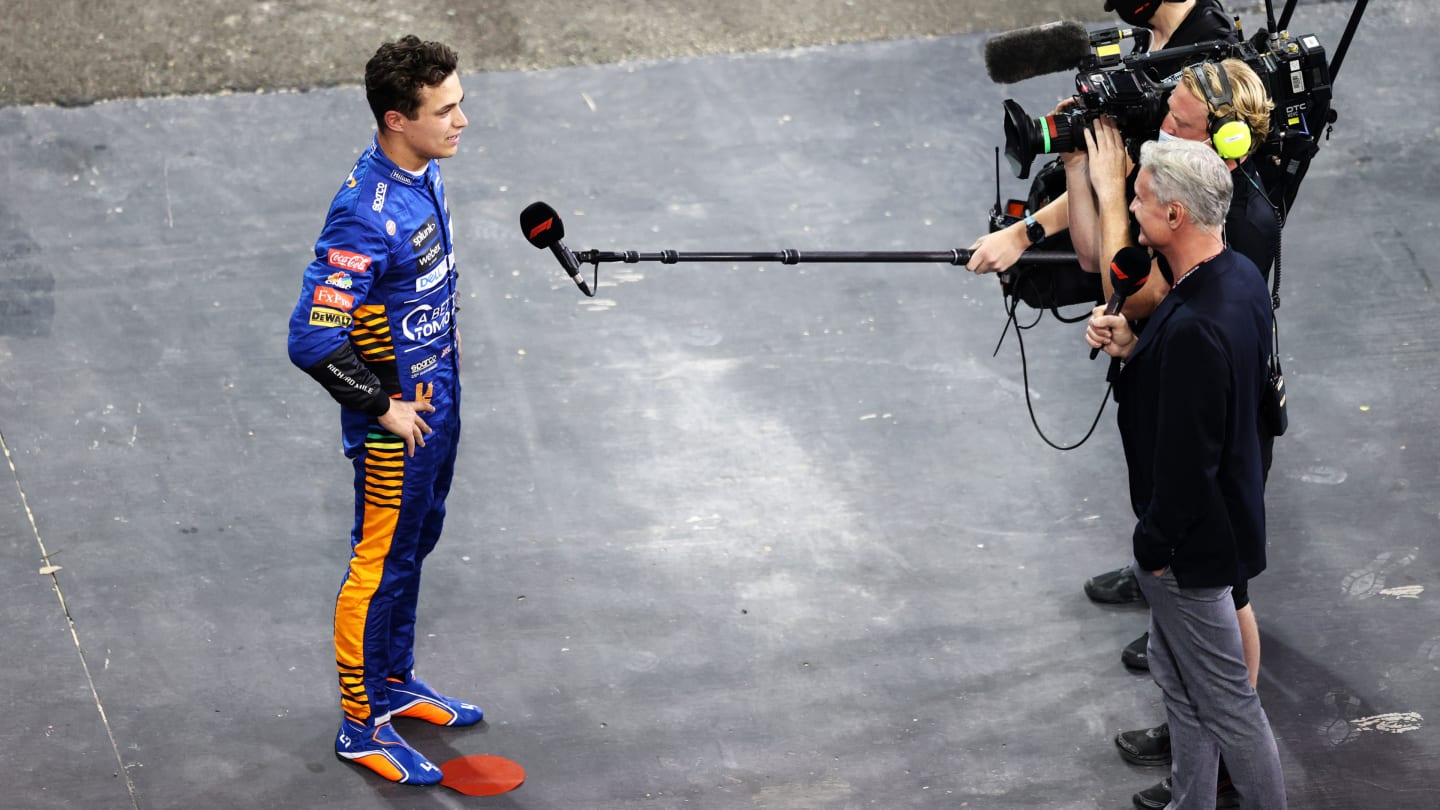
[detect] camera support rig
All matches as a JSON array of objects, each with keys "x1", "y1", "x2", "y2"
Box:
[{"x1": 999, "y1": 0, "x2": 1369, "y2": 214}]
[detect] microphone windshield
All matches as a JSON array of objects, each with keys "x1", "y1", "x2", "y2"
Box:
[
  {"x1": 983, "y1": 20, "x2": 1092, "y2": 85},
  {"x1": 1109, "y1": 246, "x2": 1152, "y2": 297},
  {"x1": 520, "y1": 201, "x2": 564, "y2": 248}
]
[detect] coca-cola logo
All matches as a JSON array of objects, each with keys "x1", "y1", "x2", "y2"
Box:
[{"x1": 327, "y1": 249, "x2": 372, "y2": 273}]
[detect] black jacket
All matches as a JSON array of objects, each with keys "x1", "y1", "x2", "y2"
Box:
[{"x1": 1116, "y1": 248, "x2": 1272, "y2": 587}]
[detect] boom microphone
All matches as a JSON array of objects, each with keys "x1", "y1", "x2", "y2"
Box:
[
  {"x1": 1090, "y1": 245, "x2": 1151, "y2": 359},
  {"x1": 520, "y1": 201, "x2": 592, "y2": 296},
  {"x1": 983, "y1": 20, "x2": 1092, "y2": 85}
]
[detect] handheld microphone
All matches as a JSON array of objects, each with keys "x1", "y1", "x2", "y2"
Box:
[
  {"x1": 520, "y1": 201, "x2": 593, "y2": 296},
  {"x1": 1090, "y1": 245, "x2": 1151, "y2": 359},
  {"x1": 983, "y1": 20, "x2": 1092, "y2": 85}
]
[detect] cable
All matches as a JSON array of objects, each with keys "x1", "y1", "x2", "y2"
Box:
[
  {"x1": 998, "y1": 288, "x2": 1114, "y2": 452},
  {"x1": 1241, "y1": 161, "x2": 1287, "y2": 309}
]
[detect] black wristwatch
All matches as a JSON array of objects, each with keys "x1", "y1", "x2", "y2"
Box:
[{"x1": 1023, "y1": 213, "x2": 1045, "y2": 245}]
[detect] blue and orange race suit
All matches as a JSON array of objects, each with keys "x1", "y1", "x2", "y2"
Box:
[{"x1": 288, "y1": 136, "x2": 460, "y2": 726}]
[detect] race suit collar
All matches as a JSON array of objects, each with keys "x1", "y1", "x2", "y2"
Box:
[{"x1": 367, "y1": 134, "x2": 435, "y2": 187}]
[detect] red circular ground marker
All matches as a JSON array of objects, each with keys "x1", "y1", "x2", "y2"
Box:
[{"x1": 438, "y1": 754, "x2": 526, "y2": 796}]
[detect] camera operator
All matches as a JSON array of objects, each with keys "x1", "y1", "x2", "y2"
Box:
[
  {"x1": 1069, "y1": 59, "x2": 1277, "y2": 318},
  {"x1": 1085, "y1": 137, "x2": 1286, "y2": 810},
  {"x1": 965, "y1": 0, "x2": 1235, "y2": 275}
]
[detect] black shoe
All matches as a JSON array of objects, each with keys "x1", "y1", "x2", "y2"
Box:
[
  {"x1": 1122, "y1": 631, "x2": 1149, "y2": 671},
  {"x1": 1132, "y1": 779, "x2": 1171, "y2": 810},
  {"x1": 1115, "y1": 722, "x2": 1170, "y2": 766},
  {"x1": 1214, "y1": 758, "x2": 1240, "y2": 808},
  {"x1": 1084, "y1": 566, "x2": 1143, "y2": 604},
  {"x1": 1216, "y1": 775, "x2": 1240, "y2": 809},
  {"x1": 1132, "y1": 776, "x2": 1242, "y2": 809}
]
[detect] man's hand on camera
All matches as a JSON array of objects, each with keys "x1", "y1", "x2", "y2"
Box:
[
  {"x1": 1085, "y1": 116, "x2": 1131, "y2": 206},
  {"x1": 1085, "y1": 304, "x2": 1137, "y2": 359},
  {"x1": 966, "y1": 227, "x2": 1028, "y2": 274},
  {"x1": 378, "y1": 396, "x2": 436, "y2": 457}
]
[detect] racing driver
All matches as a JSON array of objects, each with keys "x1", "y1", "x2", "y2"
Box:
[{"x1": 287, "y1": 34, "x2": 481, "y2": 786}]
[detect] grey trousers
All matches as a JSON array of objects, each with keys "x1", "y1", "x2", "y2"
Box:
[{"x1": 1133, "y1": 562, "x2": 1287, "y2": 810}]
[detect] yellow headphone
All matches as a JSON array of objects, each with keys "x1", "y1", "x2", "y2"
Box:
[{"x1": 1187, "y1": 62, "x2": 1252, "y2": 160}]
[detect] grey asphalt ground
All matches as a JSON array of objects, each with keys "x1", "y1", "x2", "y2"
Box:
[
  {"x1": 6, "y1": 1, "x2": 1439, "y2": 809},
  {"x1": 0, "y1": 0, "x2": 1129, "y2": 107}
]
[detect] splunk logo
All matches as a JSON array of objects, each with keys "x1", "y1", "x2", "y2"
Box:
[
  {"x1": 410, "y1": 216, "x2": 438, "y2": 252},
  {"x1": 401, "y1": 300, "x2": 453, "y2": 342}
]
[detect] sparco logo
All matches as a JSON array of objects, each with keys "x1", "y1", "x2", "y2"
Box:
[
  {"x1": 371, "y1": 181, "x2": 388, "y2": 213},
  {"x1": 410, "y1": 216, "x2": 438, "y2": 252},
  {"x1": 402, "y1": 302, "x2": 452, "y2": 341},
  {"x1": 410, "y1": 355, "x2": 438, "y2": 376},
  {"x1": 327, "y1": 249, "x2": 372, "y2": 273}
]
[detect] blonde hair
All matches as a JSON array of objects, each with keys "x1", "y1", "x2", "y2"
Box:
[{"x1": 1179, "y1": 58, "x2": 1274, "y2": 153}]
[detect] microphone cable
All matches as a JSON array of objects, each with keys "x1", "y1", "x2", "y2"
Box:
[{"x1": 995, "y1": 289, "x2": 1114, "y2": 452}]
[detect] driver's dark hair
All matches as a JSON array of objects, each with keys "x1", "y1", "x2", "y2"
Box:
[{"x1": 364, "y1": 36, "x2": 459, "y2": 130}]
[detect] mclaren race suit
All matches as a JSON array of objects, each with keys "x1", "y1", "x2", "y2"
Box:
[{"x1": 287, "y1": 136, "x2": 461, "y2": 727}]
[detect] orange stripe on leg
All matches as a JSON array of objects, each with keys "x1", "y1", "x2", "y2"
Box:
[{"x1": 334, "y1": 444, "x2": 404, "y2": 722}]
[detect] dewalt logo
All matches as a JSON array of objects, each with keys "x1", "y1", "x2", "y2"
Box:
[{"x1": 309, "y1": 307, "x2": 353, "y2": 328}]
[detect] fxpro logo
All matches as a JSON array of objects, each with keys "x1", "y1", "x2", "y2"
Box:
[
  {"x1": 313, "y1": 285, "x2": 355, "y2": 311},
  {"x1": 401, "y1": 300, "x2": 453, "y2": 342},
  {"x1": 371, "y1": 181, "x2": 388, "y2": 213}
]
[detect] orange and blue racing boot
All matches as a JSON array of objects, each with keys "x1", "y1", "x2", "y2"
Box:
[
  {"x1": 335, "y1": 717, "x2": 443, "y2": 785},
  {"x1": 387, "y1": 672, "x2": 484, "y2": 727}
]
